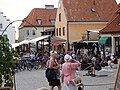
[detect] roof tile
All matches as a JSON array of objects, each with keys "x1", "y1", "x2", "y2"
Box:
[
  {"x1": 100, "y1": 4, "x2": 120, "y2": 33},
  {"x1": 20, "y1": 8, "x2": 57, "y2": 27},
  {"x1": 62, "y1": 0, "x2": 117, "y2": 21}
]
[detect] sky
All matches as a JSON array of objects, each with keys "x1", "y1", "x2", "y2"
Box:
[
  {"x1": 0, "y1": 0, "x2": 120, "y2": 39},
  {"x1": 0, "y1": 0, "x2": 59, "y2": 39},
  {"x1": 0, "y1": 0, "x2": 59, "y2": 21}
]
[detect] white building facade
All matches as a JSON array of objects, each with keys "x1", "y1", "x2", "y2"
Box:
[{"x1": 0, "y1": 11, "x2": 16, "y2": 44}]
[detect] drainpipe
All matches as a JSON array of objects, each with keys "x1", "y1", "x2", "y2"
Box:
[
  {"x1": 36, "y1": 41, "x2": 39, "y2": 52},
  {"x1": 42, "y1": 39, "x2": 44, "y2": 54},
  {"x1": 48, "y1": 36, "x2": 51, "y2": 56},
  {"x1": 67, "y1": 23, "x2": 70, "y2": 51},
  {"x1": 118, "y1": 37, "x2": 120, "y2": 58},
  {"x1": 103, "y1": 44, "x2": 105, "y2": 60},
  {"x1": 87, "y1": 31, "x2": 90, "y2": 40}
]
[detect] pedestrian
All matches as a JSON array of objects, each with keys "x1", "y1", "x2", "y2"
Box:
[
  {"x1": 61, "y1": 54, "x2": 81, "y2": 90},
  {"x1": 46, "y1": 51, "x2": 61, "y2": 90}
]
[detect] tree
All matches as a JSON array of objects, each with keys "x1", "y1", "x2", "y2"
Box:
[{"x1": 0, "y1": 35, "x2": 16, "y2": 90}]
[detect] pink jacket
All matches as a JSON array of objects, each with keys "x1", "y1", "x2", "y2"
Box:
[{"x1": 62, "y1": 62, "x2": 80, "y2": 84}]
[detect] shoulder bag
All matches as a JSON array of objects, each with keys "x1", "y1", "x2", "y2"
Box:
[{"x1": 69, "y1": 63, "x2": 84, "y2": 90}]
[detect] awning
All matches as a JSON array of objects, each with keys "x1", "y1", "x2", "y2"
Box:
[
  {"x1": 51, "y1": 36, "x2": 66, "y2": 42},
  {"x1": 11, "y1": 40, "x2": 29, "y2": 48},
  {"x1": 116, "y1": 40, "x2": 120, "y2": 46},
  {"x1": 28, "y1": 35, "x2": 50, "y2": 43},
  {"x1": 83, "y1": 40, "x2": 98, "y2": 43},
  {"x1": 11, "y1": 35, "x2": 50, "y2": 48},
  {"x1": 98, "y1": 37, "x2": 111, "y2": 45},
  {"x1": 51, "y1": 41, "x2": 62, "y2": 46},
  {"x1": 87, "y1": 29, "x2": 100, "y2": 33}
]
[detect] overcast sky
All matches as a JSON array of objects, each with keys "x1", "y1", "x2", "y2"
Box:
[
  {"x1": 0, "y1": 0, "x2": 59, "y2": 21},
  {"x1": 0, "y1": 0, "x2": 120, "y2": 39},
  {"x1": 0, "y1": 0, "x2": 59, "y2": 39}
]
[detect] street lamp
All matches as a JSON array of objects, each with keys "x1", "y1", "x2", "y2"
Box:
[{"x1": 1, "y1": 19, "x2": 37, "y2": 36}]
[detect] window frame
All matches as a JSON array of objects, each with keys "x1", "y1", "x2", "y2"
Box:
[
  {"x1": 26, "y1": 30, "x2": 29, "y2": 36},
  {"x1": 63, "y1": 27, "x2": 65, "y2": 36},
  {"x1": 59, "y1": 13, "x2": 61, "y2": 21},
  {"x1": 37, "y1": 19, "x2": 42, "y2": 25},
  {"x1": 59, "y1": 28, "x2": 61, "y2": 36},
  {"x1": 50, "y1": 19, "x2": 55, "y2": 25},
  {"x1": 32, "y1": 30, "x2": 36, "y2": 35},
  {"x1": 0, "y1": 24, "x2": 2, "y2": 29},
  {"x1": 56, "y1": 28, "x2": 58, "y2": 36}
]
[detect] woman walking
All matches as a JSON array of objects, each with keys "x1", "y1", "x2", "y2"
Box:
[{"x1": 61, "y1": 54, "x2": 81, "y2": 90}]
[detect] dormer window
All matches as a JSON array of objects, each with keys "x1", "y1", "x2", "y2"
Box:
[
  {"x1": 91, "y1": 8, "x2": 95, "y2": 12},
  {"x1": 37, "y1": 19, "x2": 42, "y2": 25},
  {"x1": 50, "y1": 19, "x2": 55, "y2": 25}
]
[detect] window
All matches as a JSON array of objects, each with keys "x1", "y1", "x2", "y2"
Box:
[
  {"x1": 59, "y1": 13, "x2": 61, "y2": 21},
  {"x1": 26, "y1": 30, "x2": 29, "y2": 36},
  {"x1": 59, "y1": 28, "x2": 61, "y2": 36},
  {"x1": 37, "y1": 19, "x2": 42, "y2": 25},
  {"x1": 0, "y1": 24, "x2": 2, "y2": 29},
  {"x1": 56, "y1": 28, "x2": 58, "y2": 36},
  {"x1": 58, "y1": 3, "x2": 61, "y2": 8},
  {"x1": 50, "y1": 19, "x2": 55, "y2": 25},
  {"x1": 32, "y1": 30, "x2": 36, "y2": 35},
  {"x1": 63, "y1": 27, "x2": 65, "y2": 36}
]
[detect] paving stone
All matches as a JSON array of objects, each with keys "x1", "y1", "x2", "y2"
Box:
[{"x1": 15, "y1": 65, "x2": 117, "y2": 90}]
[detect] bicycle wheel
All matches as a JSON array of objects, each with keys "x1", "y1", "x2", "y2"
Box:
[{"x1": 27, "y1": 64, "x2": 32, "y2": 71}]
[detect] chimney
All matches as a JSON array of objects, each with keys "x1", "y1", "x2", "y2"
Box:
[{"x1": 45, "y1": 5, "x2": 54, "y2": 9}]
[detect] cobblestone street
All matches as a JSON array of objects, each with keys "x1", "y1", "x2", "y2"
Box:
[{"x1": 15, "y1": 65, "x2": 117, "y2": 90}]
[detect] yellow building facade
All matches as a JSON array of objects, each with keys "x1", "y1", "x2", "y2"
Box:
[
  {"x1": 55, "y1": 0, "x2": 117, "y2": 51},
  {"x1": 68, "y1": 23, "x2": 107, "y2": 42}
]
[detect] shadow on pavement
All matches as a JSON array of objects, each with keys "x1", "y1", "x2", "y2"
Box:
[{"x1": 95, "y1": 75, "x2": 108, "y2": 77}]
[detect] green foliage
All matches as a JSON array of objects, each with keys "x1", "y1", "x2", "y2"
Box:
[{"x1": 0, "y1": 35, "x2": 16, "y2": 88}]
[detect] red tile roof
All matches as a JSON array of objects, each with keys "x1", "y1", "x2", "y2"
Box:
[
  {"x1": 100, "y1": 4, "x2": 120, "y2": 33},
  {"x1": 19, "y1": 8, "x2": 57, "y2": 27},
  {"x1": 62, "y1": 0, "x2": 117, "y2": 22}
]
